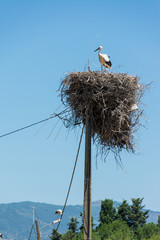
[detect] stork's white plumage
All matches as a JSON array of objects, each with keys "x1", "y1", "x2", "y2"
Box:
[
  {"x1": 55, "y1": 209, "x2": 62, "y2": 215},
  {"x1": 130, "y1": 104, "x2": 138, "y2": 112},
  {"x1": 94, "y1": 46, "x2": 112, "y2": 70}
]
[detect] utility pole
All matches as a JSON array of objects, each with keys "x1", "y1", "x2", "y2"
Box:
[
  {"x1": 35, "y1": 219, "x2": 41, "y2": 240},
  {"x1": 83, "y1": 110, "x2": 92, "y2": 240}
]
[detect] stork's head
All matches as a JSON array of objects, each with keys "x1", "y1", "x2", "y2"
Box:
[
  {"x1": 94, "y1": 46, "x2": 103, "y2": 52},
  {"x1": 55, "y1": 209, "x2": 62, "y2": 215}
]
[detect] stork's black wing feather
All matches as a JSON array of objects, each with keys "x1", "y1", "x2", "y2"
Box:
[{"x1": 106, "y1": 60, "x2": 112, "y2": 67}]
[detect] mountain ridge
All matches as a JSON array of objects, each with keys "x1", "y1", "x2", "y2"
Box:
[{"x1": 0, "y1": 201, "x2": 159, "y2": 240}]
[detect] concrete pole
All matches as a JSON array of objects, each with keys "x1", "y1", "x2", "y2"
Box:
[{"x1": 83, "y1": 111, "x2": 92, "y2": 240}]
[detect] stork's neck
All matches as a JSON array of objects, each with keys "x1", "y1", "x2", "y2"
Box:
[{"x1": 99, "y1": 48, "x2": 102, "y2": 53}]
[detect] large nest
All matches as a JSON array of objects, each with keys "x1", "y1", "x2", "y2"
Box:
[{"x1": 60, "y1": 71, "x2": 145, "y2": 157}]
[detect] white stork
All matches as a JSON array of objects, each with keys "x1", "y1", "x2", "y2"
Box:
[
  {"x1": 130, "y1": 104, "x2": 138, "y2": 112},
  {"x1": 94, "y1": 46, "x2": 112, "y2": 70},
  {"x1": 55, "y1": 209, "x2": 62, "y2": 215}
]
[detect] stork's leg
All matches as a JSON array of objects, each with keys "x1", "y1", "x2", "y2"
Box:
[{"x1": 101, "y1": 65, "x2": 103, "y2": 71}]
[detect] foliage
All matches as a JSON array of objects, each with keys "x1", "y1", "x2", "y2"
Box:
[
  {"x1": 72, "y1": 230, "x2": 100, "y2": 240},
  {"x1": 99, "y1": 199, "x2": 117, "y2": 226},
  {"x1": 129, "y1": 198, "x2": 149, "y2": 231},
  {"x1": 72, "y1": 232, "x2": 83, "y2": 240},
  {"x1": 147, "y1": 235, "x2": 160, "y2": 240},
  {"x1": 67, "y1": 217, "x2": 79, "y2": 234},
  {"x1": 61, "y1": 230, "x2": 75, "y2": 240},
  {"x1": 98, "y1": 220, "x2": 135, "y2": 240},
  {"x1": 79, "y1": 211, "x2": 95, "y2": 232},
  {"x1": 50, "y1": 197, "x2": 160, "y2": 240},
  {"x1": 49, "y1": 229, "x2": 61, "y2": 240},
  {"x1": 142, "y1": 223, "x2": 160, "y2": 239},
  {"x1": 117, "y1": 200, "x2": 130, "y2": 224},
  {"x1": 157, "y1": 216, "x2": 160, "y2": 227},
  {"x1": 117, "y1": 198, "x2": 149, "y2": 235},
  {"x1": 61, "y1": 217, "x2": 79, "y2": 240},
  {"x1": 136, "y1": 224, "x2": 160, "y2": 240},
  {"x1": 79, "y1": 212, "x2": 83, "y2": 232}
]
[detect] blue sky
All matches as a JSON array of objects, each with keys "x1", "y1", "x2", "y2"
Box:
[{"x1": 0, "y1": 0, "x2": 160, "y2": 212}]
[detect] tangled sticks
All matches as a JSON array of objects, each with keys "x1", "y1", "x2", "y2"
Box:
[{"x1": 60, "y1": 71, "x2": 145, "y2": 156}]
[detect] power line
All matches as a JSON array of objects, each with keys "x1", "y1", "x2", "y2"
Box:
[
  {"x1": 55, "y1": 125, "x2": 84, "y2": 233},
  {"x1": 27, "y1": 125, "x2": 84, "y2": 237},
  {"x1": 1, "y1": 107, "x2": 84, "y2": 236},
  {"x1": 0, "y1": 115, "x2": 56, "y2": 139},
  {"x1": 28, "y1": 224, "x2": 35, "y2": 240},
  {"x1": 28, "y1": 208, "x2": 40, "y2": 240},
  {"x1": 0, "y1": 104, "x2": 65, "y2": 139}
]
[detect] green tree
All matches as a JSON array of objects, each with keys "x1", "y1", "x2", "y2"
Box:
[
  {"x1": 148, "y1": 235, "x2": 160, "y2": 240},
  {"x1": 98, "y1": 220, "x2": 134, "y2": 240},
  {"x1": 49, "y1": 229, "x2": 61, "y2": 240},
  {"x1": 73, "y1": 231, "x2": 100, "y2": 240},
  {"x1": 73, "y1": 232, "x2": 83, "y2": 240},
  {"x1": 61, "y1": 217, "x2": 79, "y2": 240},
  {"x1": 61, "y1": 230, "x2": 74, "y2": 240},
  {"x1": 117, "y1": 200, "x2": 130, "y2": 224},
  {"x1": 157, "y1": 215, "x2": 160, "y2": 227},
  {"x1": 79, "y1": 212, "x2": 83, "y2": 232},
  {"x1": 99, "y1": 199, "x2": 117, "y2": 226},
  {"x1": 142, "y1": 222, "x2": 160, "y2": 239},
  {"x1": 129, "y1": 198, "x2": 149, "y2": 231},
  {"x1": 79, "y1": 211, "x2": 95, "y2": 232},
  {"x1": 67, "y1": 217, "x2": 79, "y2": 234}
]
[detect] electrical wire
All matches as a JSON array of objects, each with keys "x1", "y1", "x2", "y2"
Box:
[
  {"x1": 28, "y1": 125, "x2": 84, "y2": 237},
  {"x1": 28, "y1": 208, "x2": 41, "y2": 240},
  {"x1": 0, "y1": 104, "x2": 64, "y2": 139},
  {"x1": 53, "y1": 122, "x2": 64, "y2": 141},
  {"x1": 33, "y1": 121, "x2": 48, "y2": 137},
  {"x1": 1, "y1": 104, "x2": 84, "y2": 236},
  {"x1": 0, "y1": 115, "x2": 57, "y2": 139},
  {"x1": 55, "y1": 125, "x2": 84, "y2": 233},
  {"x1": 28, "y1": 224, "x2": 35, "y2": 240},
  {"x1": 47, "y1": 118, "x2": 60, "y2": 139}
]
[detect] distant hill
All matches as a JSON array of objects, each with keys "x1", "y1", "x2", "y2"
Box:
[{"x1": 0, "y1": 201, "x2": 159, "y2": 240}]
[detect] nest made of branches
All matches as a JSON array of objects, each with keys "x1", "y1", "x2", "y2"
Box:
[{"x1": 60, "y1": 71, "x2": 145, "y2": 156}]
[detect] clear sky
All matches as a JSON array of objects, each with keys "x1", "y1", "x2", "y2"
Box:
[{"x1": 0, "y1": 0, "x2": 160, "y2": 212}]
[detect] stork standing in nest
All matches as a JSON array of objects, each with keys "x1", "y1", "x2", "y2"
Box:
[{"x1": 94, "y1": 46, "x2": 112, "y2": 71}]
